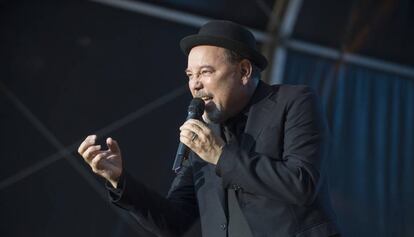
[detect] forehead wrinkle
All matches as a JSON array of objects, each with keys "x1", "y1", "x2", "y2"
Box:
[{"x1": 185, "y1": 65, "x2": 214, "y2": 73}]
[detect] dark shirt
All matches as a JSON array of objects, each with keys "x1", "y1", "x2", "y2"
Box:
[{"x1": 222, "y1": 81, "x2": 269, "y2": 144}]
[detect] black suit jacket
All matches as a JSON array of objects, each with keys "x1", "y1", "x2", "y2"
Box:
[{"x1": 109, "y1": 82, "x2": 340, "y2": 237}]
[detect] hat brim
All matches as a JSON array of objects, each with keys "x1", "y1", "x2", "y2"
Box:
[{"x1": 180, "y1": 34, "x2": 268, "y2": 71}]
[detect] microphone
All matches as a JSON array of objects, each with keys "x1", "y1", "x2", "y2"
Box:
[{"x1": 172, "y1": 98, "x2": 205, "y2": 173}]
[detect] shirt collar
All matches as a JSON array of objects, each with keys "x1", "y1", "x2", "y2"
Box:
[{"x1": 224, "y1": 80, "x2": 270, "y2": 126}]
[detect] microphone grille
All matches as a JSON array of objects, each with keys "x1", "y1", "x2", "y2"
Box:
[{"x1": 188, "y1": 98, "x2": 205, "y2": 117}]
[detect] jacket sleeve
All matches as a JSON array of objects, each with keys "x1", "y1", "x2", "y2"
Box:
[
  {"x1": 107, "y1": 159, "x2": 199, "y2": 237},
  {"x1": 216, "y1": 86, "x2": 326, "y2": 206}
]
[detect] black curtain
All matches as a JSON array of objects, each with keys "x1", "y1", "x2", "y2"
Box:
[{"x1": 283, "y1": 50, "x2": 414, "y2": 237}]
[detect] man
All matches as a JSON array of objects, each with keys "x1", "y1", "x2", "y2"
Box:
[{"x1": 78, "y1": 20, "x2": 340, "y2": 237}]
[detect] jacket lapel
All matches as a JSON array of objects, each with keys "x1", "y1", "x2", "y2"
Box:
[{"x1": 206, "y1": 123, "x2": 227, "y2": 211}]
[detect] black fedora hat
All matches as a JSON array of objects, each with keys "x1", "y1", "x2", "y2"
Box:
[{"x1": 180, "y1": 20, "x2": 268, "y2": 71}]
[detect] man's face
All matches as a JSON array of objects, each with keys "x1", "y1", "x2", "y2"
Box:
[{"x1": 185, "y1": 45, "x2": 244, "y2": 123}]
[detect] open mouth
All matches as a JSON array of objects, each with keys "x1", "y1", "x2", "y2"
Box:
[{"x1": 201, "y1": 96, "x2": 213, "y2": 104}]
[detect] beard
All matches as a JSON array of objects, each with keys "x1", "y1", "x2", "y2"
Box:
[{"x1": 203, "y1": 102, "x2": 223, "y2": 124}]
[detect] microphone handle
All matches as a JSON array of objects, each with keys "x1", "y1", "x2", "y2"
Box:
[
  {"x1": 172, "y1": 142, "x2": 188, "y2": 173},
  {"x1": 172, "y1": 112, "x2": 199, "y2": 173}
]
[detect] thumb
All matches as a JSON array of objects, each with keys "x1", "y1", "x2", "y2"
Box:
[{"x1": 106, "y1": 137, "x2": 120, "y2": 154}]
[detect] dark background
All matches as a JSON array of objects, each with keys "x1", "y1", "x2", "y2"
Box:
[{"x1": 1, "y1": 0, "x2": 413, "y2": 236}]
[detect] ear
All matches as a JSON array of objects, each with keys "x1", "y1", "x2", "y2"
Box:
[{"x1": 240, "y1": 59, "x2": 252, "y2": 85}]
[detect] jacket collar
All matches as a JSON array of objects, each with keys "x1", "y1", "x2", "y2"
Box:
[{"x1": 241, "y1": 81, "x2": 277, "y2": 152}]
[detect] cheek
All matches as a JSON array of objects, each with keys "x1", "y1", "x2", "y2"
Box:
[
  {"x1": 214, "y1": 89, "x2": 232, "y2": 108},
  {"x1": 206, "y1": 73, "x2": 237, "y2": 105},
  {"x1": 188, "y1": 81, "x2": 196, "y2": 96}
]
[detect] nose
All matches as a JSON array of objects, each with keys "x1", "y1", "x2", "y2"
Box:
[{"x1": 189, "y1": 77, "x2": 203, "y2": 93}]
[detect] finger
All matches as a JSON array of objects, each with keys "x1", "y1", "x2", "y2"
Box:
[
  {"x1": 82, "y1": 145, "x2": 102, "y2": 162},
  {"x1": 90, "y1": 152, "x2": 108, "y2": 173},
  {"x1": 180, "y1": 133, "x2": 193, "y2": 149},
  {"x1": 189, "y1": 119, "x2": 217, "y2": 139},
  {"x1": 180, "y1": 129, "x2": 196, "y2": 140},
  {"x1": 180, "y1": 127, "x2": 202, "y2": 144},
  {"x1": 186, "y1": 119, "x2": 208, "y2": 131},
  {"x1": 180, "y1": 119, "x2": 202, "y2": 130},
  {"x1": 78, "y1": 134, "x2": 97, "y2": 154},
  {"x1": 181, "y1": 121, "x2": 204, "y2": 135},
  {"x1": 106, "y1": 137, "x2": 120, "y2": 154}
]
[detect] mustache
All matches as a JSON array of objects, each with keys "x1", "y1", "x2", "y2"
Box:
[{"x1": 194, "y1": 92, "x2": 213, "y2": 98}]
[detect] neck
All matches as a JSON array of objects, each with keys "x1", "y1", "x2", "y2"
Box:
[{"x1": 224, "y1": 78, "x2": 259, "y2": 122}]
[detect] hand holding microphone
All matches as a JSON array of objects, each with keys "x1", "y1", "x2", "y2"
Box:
[
  {"x1": 173, "y1": 98, "x2": 225, "y2": 173},
  {"x1": 172, "y1": 98, "x2": 205, "y2": 172}
]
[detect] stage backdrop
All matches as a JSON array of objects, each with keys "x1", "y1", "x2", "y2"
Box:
[
  {"x1": 1, "y1": 1, "x2": 413, "y2": 237},
  {"x1": 283, "y1": 50, "x2": 414, "y2": 237}
]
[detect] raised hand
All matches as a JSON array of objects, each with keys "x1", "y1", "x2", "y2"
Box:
[{"x1": 78, "y1": 135, "x2": 123, "y2": 188}]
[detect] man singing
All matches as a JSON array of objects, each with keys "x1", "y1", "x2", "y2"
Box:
[{"x1": 78, "y1": 20, "x2": 340, "y2": 237}]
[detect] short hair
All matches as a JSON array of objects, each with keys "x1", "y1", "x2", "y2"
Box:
[{"x1": 223, "y1": 49, "x2": 261, "y2": 80}]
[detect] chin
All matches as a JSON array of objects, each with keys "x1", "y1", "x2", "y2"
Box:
[
  {"x1": 203, "y1": 102, "x2": 225, "y2": 123},
  {"x1": 202, "y1": 114, "x2": 212, "y2": 124},
  {"x1": 204, "y1": 111, "x2": 224, "y2": 124}
]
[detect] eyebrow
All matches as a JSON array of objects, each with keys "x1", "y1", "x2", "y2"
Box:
[{"x1": 184, "y1": 65, "x2": 215, "y2": 74}]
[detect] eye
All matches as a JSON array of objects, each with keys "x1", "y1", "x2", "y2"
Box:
[{"x1": 201, "y1": 70, "x2": 212, "y2": 75}]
